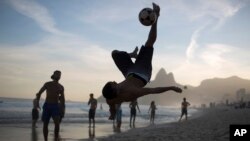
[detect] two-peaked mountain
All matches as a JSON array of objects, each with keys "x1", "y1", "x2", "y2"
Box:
[{"x1": 98, "y1": 68, "x2": 250, "y2": 106}]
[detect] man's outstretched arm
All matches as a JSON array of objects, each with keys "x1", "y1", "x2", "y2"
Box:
[{"x1": 138, "y1": 86, "x2": 182, "y2": 97}]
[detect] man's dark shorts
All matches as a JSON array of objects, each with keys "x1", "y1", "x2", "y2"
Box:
[
  {"x1": 112, "y1": 46, "x2": 154, "y2": 85},
  {"x1": 42, "y1": 103, "x2": 60, "y2": 123},
  {"x1": 181, "y1": 108, "x2": 188, "y2": 116},
  {"x1": 130, "y1": 108, "x2": 136, "y2": 116},
  {"x1": 89, "y1": 109, "x2": 96, "y2": 119},
  {"x1": 32, "y1": 108, "x2": 39, "y2": 120}
]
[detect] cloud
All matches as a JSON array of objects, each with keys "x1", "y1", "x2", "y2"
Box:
[
  {"x1": 173, "y1": 42, "x2": 250, "y2": 86},
  {"x1": 0, "y1": 35, "x2": 121, "y2": 100},
  {"x1": 9, "y1": 0, "x2": 64, "y2": 35},
  {"x1": 201, "y1": 44, "x2": 233, "y2": 68},
  {"x1": 184, "y1": 0, "x2": 244, "y2": 62}
]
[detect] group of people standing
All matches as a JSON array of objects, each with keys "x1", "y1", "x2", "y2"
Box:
[{"x1": 31, "y1": 70, "x2": 190, "y2": 141}]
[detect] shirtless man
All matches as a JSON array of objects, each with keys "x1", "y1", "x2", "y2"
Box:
[
  {"x1": 179, "y1": 97, "x2": 190, "y2": 121},
  {"x1": 102, "y1": 3, "x2": 182, "y2": 120},
  {"x1": 88, "y1": 93, "x2": 97, "y2": 127},
  {"x1": 35, "y1": 70, "x2": 65, "y2": 141}
]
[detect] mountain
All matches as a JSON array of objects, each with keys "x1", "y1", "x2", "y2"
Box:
[{"x1": 97, "y1": 68, "x2": 250, "y2": 106}]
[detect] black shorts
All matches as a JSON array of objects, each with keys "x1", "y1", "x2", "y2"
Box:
[
  {"x1": 89, "y1": 109, "x2": 96, "y2": 119},
  {"x1": 181, "y1": 108, "x2": 188, "y2": 115},
  {"x1": 112, "y1": 46, "x2": 153, "y2": 85},
  {"x1": 130, "y1": 108, "x2": 136, "y2": 116},
  {"x1": 32, "y1": 108, "x2": 39, "y2": 120}
]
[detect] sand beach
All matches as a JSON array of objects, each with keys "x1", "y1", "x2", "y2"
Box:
[{"x1": 98, "y1": 107, "x2": 250, "y2": 141}]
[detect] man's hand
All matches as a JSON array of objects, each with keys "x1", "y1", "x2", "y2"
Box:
[
  {"x1": 106, "y1": 99, "x2": 116, "y2": 120},
  {"x1": 108, "y1": 103, "x2": 116, "y2": 120},
  {"x1": 152, "y1": 3, "x2": 160, "y2": 17},
  {"x1": 171, "y1": 86, "x2": 182, "y2": 93}
]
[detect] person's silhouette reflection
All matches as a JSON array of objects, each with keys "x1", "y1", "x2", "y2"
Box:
[
  {"x1": 31, "y1": 127, "x2": 38, "y2": 141},
  {"x1": 88, "y1": 127, "x2": 95, "y2": 139}
]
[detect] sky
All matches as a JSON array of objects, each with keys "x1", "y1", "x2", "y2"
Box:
[{"x1": 0, "y1": 0, "x2": 249, "y2": 102}]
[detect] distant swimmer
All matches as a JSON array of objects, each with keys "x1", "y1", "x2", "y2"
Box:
[
  {"x1": 179, "y1": 97, "x2": 191, "y2": 121},
  {"x1": 148, "y1": 101, "x2": 157, "y2": 124},
  {"x1": 102, "y1": 3, "x2": 182, "y2": 120},
  {"x1": 35, "y1": 70, "x2": 65, "y2": 141},
  {"x1": 129, "y1": 99, "x2": 140, "y2": 127},
  {"x1": 88, "y1": 93, "x2": 97, "y2": 128}
]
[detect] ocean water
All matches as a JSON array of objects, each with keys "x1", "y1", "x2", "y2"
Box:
[{"x1": 0, "y1": 97, "x2": 197, "y2": 125}]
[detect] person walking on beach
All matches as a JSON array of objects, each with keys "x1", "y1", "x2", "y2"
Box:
[
  {"x1": 35, "y1": 70, "x2": 65, "y2": 141},
  {"x1": 148, "y1": 101, "x2": 157, "y2": 124},
  {"x1": 102, "y1": 3, "x2": 182, "y2": 120},
  {"x1": 32, "y1": 98, "x2": 40, "y2": 128},
  {"x1": 179, "y1": 97, "x2": 190, "y2": 121},
  {"x1": 88, "y1": 93, "x2": 97, "y2": 128},
  {"x1": 129, "y1": 99, "x2": 140, "y2": 127}
]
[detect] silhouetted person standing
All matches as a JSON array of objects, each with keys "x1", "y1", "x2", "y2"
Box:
[
  {"x1": 35, "y1": 70, "x2": 65, "y2": 141},
  {"x1": 32, "y1": 98, "x2": 40, "y2": 128},
  {"x1": 129, "y1": 99, "x2": 140, "y2": 127},
  {"x1": 88, "y1": 93, "x2": 97, "y2": 128},
  {"x1": 179, "y1": 97, "x2": 190, "y2": 121},
  {"x1": 148, "y1": 101, "x2": 157, "y2": 124}
]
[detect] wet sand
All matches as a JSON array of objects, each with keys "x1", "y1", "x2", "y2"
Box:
[{"x1": 98, "y1": 107, "x2": 250, "y2": 141}]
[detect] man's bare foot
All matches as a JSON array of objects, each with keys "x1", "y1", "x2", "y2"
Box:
[
  {"x1": 130, "y1": 46, "x2": 138, "y2": 58},
  {"x1": 152, "y1": 3, "x2": 160, "y2": 17}
]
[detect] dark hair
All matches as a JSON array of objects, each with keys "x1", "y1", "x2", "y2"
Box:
[
  {"x1": 102, "y1": 82, "x2": 117, "y2": 99},
  {"x1": 183, "y1": 97, "x2": 186, "y2": 101},
  {"x1": 51, "y1": 70, "x2": 61, "y2": 80}
]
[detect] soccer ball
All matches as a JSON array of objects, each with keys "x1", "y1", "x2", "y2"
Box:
[{"x1": 138, "y1": 8, "x2": 157, "y2": 26}]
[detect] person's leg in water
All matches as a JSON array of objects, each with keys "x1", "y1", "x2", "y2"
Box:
[
  {"x1": 150, "y1": 112, "x2": 153, "y2": 124},
  {"x1": 185, "y1": 112, "x2": 188, "y2": 120},
  {"x1": 93, "y1": 117, "x2": 95, "y2": 128},
  {"x1": 43, "y1": 122, "x2": 49, "y2": 141},
  {"x1": 130, "y1": 113, "x2": 133, "y2": 127},
  {"x1": 179, "y1": 111, "x2": 183, "y2": 122},
  {"x1": 52, "y1": 116, "x2": 60, "y2": 140},
  {"x1": 133, "y1": 109, "x2": 136, "y2": 127},
  {"x1": 179, "y1": 114, "x2": 183, "y2": 122},
  {"x1": 133, "y1": 115, "x2": 136, "y2": 127},
  {"x1": 42, "y1": 105, "x2": 50, "y2": 141},
  {"x1": 88, "y1": 110, "x2": 91, "y2": 127},
  {"x1": 152, "y1": 111, "x2": 155, "y2": 124}
]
